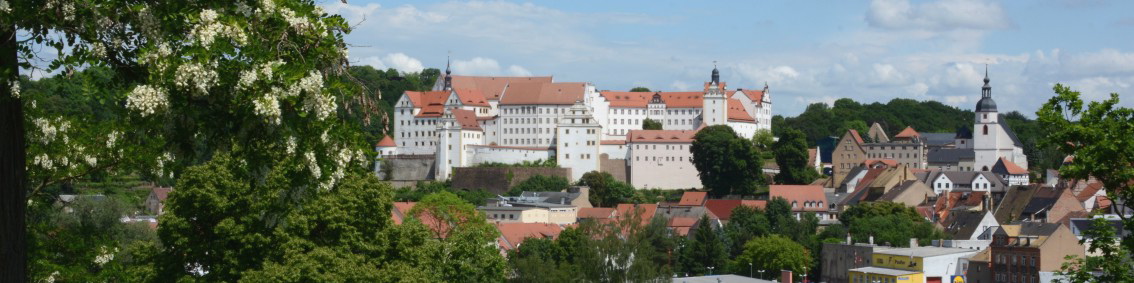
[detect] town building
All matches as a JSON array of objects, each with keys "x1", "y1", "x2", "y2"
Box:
[
  {"x1": 987, "y1": 222, "x2": 1084, "y2": 283},
  {"x1": 849, "y1": 246, "x2": 978, "y2": 283},
  {"x1": 382, "y1": 63, "x2": 772, "y2": 187},
  {"x1": 770, "y1": 185, "x2": 833, "y2": 221}
]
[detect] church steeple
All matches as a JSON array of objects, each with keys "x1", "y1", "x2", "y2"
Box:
[
  {"x1": 443, "y1": 54, "x2": 453, "y2": 91},
  {"x1": 982, "y1": 64, "x2": 991, "y2": 98},
  {"x1": 975, "y1": 64, "x2": 997, "y2": 112},
  {"x1": 711, "y1": 61, "x2": 720, "y2": 85}
]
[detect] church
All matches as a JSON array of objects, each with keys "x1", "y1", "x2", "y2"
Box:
[{"x1": 971, "y1": 67, "x2": 1029, "y2": 172}]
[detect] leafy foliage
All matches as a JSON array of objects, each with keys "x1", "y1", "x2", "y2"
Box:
[
  {"x1": 642, "y1": 118, "x2": 663, "y2": 130},
  {"x1": 473, "y1": 158, "x2": 558, "y2": 168},
  {"x1": 727, "y1": 235, "x2": 812, "y2": 281},
  {"x1": 343, "y1": 66, "x2": 439, "y2": 143},
  {"x1": 506, "y1": 175, "x2": 572, "y2": 196},
  {"x1": 840, "y1": 202, "x2": 943, "y2": 247},
  {"x1": 678, "y1": 214, "x2": 728, "y2": 276},
  {"x1": 507, "y1": 214, "x2": 674, "y2": 282},
  {"x1": 773, "y1": 128, "x2": 820, "y2": 184},
  {"x1": 577, "y1": 171, "x2": 636, "y2": 207},
  {"x1": 629, "y1": 87, "x2": 651, "y2": 92},
  {"x1": 1038, "y1": 84, "x2": 1134, "y2": 282},
  {"x1": 690, "y1": 125, "x2": 765, "y2": 197}
]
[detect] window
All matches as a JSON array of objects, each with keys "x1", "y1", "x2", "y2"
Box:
[{"x1": 983, "y1": 125, "x2": 989, "y2": 135}]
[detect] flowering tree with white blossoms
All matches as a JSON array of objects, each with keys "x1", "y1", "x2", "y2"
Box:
[{"x1": 1, "y1": 0, "x2": 381, "y2": 281}]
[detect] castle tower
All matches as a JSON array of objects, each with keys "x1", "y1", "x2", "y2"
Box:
[
  {"x1": 702, "y1": 64, "x2": 728, "y2": 126},
  {"x1": 435, "y1": 110, "x2": 461, "y2": 181},
  {"x1": 556, "y1": 100, "x2": 602, "y2": 181}
]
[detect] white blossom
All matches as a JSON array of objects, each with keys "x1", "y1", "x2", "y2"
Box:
[
  {"x1": 235, "y1": 2, "x2": 253, "y2": 16},
  {"x1": 0, "y1": 0, "x2": 10, "y2": 13},
  {"x1": 298, "y1": 71, "x2": 334, "y2": 120},
  {"x1": 90, "y1": 42, "x2": 106, "y2": 58},
  {"x1": 237, "y1": 69, "x2": 258, "y2": 90},
  {"x1": 34, "y1": 154, "x2": 53, "y2": 170},
  {"x1": 190, "y1": 9, "x2": 245, "y2": 46},
  {"x1": 200, "y1": 9, "x2": 219, "y2": 23},
  {"x1": 84, "y1": 155, "x2": 97, "y2": 167},
  {"x1": 253, "y1": 94, "x2": 281, "y2": 124},
  {"x1": 174, "y1": 63, "x2": 218, "y2": 94},
  {"x1": 43, "y1": 271, "x2": 59, "y2": 283},
  {"x1": 9, "y1": 80, "x2": 17, "y2": 98},
  {"x1": 33, "y1": 118, "x2": 57, "y2": 143},
  {"x1": 139, "y1": 42, "x2": 173, "y2": 69},
  {"x1": 93, "y1": 246, "x2": 117, "y2": 266},
  {"x1": 61, "y1": 2, "x2": 75, "y2": 21},
  {"x1": 107, "y1": 131, "x2": 120, "y2": 148},
  {"x1": 257, "y1": 0, "x2": 277, "y2": 16},
  {"x1": 126, "y1": 85, "x2": 168, "y2": 116},
  {"x1": 285, "y1": 136, "x2": 297, "y2": 155},
  {"x1": 279, "y1": 8, "x2": 313, "y2": 31},
  {"x1": 305, "y1": 151, "x2": 321, "y2": 179}
]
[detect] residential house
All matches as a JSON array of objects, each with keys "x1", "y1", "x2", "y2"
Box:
[
  {"x1": 935, "y1": 210, "x2": 999, "y2": 250},
  {"x1": 494, "y1": 222, "x2": 564, "y2": 255},
  {"x1": 992, "y1": 157, "x2": 1030, "y2": 186},
  {"x1": 832, "y1": 129, "x2": 868, "y2": 186},
  {"x1": 144, "y1": 187, "x2": 172, "y2": 215},
  {"x1": 918, "y1": 170, "x2": 1008, "y2": 194},
  {"x1": 987, "y1": 222, "x2": 1085, "y2": 283},
  {"x1": 770, "y1": 185, "x2": 833, "y2": 221}
]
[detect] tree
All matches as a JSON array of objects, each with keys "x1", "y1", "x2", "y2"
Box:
[
  {"x1": 507, "y1": 175, "x2": 571, "y2": 196},
  {"x1": 751, "y1": 129, "x2": 775, "y2": 158},
  {"x1": 642, "y1": 118, "x2": 663, "y2": 130},
  {"x1": 773, "y1": 128, "x2": 820, "y2": 185},
  {"x1": 690, "y1": 125, "x2": 764, "y2": 197},
  {"x1": 4, "y1": 1, "x2": 362, "y2": 280},
  {"x1": 1038, "y1": 84, "x2": 1134, "y2": 282},
  {"x1": 678, "y1": 214, "x2": 727, "y2": 276},
  {"x1": 728, "y1": 235, "x2": 811, "y2": 281},
  {"x1": 838, "y1": 201, "x2": 924, "y2": 227},
  {"x1": 723, "y1": 205, "x2": 771, "y2": 257},
  {"x1": 629, "y1": 87, "x2": 651, "y2": 92},
  {"x1": 578, "y1": 171, "x2": 635, "y2": 207}
]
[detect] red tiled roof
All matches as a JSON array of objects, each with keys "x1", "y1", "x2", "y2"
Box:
[
  {"x1": 578, "y1": 207, "x2": 616, "y2": 219},
  {"x1": 376, "y1": 136, "x2": 396, "y2": 147},
  {"x1": 450, "y1": 109, "x2": 482, "y2": 131},
  {"x1": 391, "y1": 202, "x2": 416, "y2": 225},
  {"x1": 740, "y1": 89, "x2": 765, "y2": 104},
  {"x1": 615, "y1": 203, "x2": 658, "y2": 226},
  {"x1": 404, "y1": 90, "x2": 449, "y2": 118},
  {"x1": 151, "y1": 187, "x2": 172, "y2": 201},
  {"x1": 600, "y1": 91, "x2": 707, "y2": 108},
  {"x1": 392, "y1": 202, "x2": 452, "y2": 238},
  {"x1": 1076, "y1": 182, "x2": 1104, "y2": 202},
  {"x1": 704, "y1": 199, "x2": 766, "y2": 220},
  {"x1": 499, "y1": 82, "x2": 587, "y2": 105},
  {"x1": 848, "y1": 129, "x2": 865, "y2": 144},
  {"x1": 627, "y1": 129, "x2": 699, "y2": 144},
  {"x1": 995, "y1": 157, "x2": 1028, "y2": 175},
  {"x1": 449, "y1": 75, "x2": 554, "y2": 100},
  {"x1": 678, "y1": 191, "x2": 708, "y2": 206},
  {"x1": 727, "y1": 99, "x2": 755, "y2": 122},
  {"x1": 894, "y1": 126, "x2": 920, "y2": 139},
  {"x1": 769, "y1": 185, "x2": 828, "y2": 212},
  {"x1": 453, "y1": 89, "x2": 489, "y2": 106},
  {"x1": 863, "y1": 159, "x2": 899, "y2": 168},
  {"x1": 496, "y1": 223, "x2": 563, "y2": 251}
]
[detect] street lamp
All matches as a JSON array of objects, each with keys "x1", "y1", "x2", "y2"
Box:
[
  {"x1": 758, "y1": 270, "x2": 764, "y2": 280},
  {"x1": 707, "y1": 266, "x2": 715, "y2": 276},
  {"x1": 748, "y1": 262, "x2": 752, "y2": 278}
]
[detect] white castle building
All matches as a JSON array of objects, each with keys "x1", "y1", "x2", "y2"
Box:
[{"x1": 381, "y1": 62, "x2": 772, "y2": 188}]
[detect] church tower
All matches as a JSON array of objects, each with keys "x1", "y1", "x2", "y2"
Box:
[
  {"x1": 702, "y1": 64, "x2": 728, "y2": 126},
  {"x1": 973, "y1": 66, "x2": 1003, "y2": 171}
]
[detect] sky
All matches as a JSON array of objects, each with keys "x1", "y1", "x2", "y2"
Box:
[{"x1": 322, "y1": 0, "x2": 1134, "y2": 117}]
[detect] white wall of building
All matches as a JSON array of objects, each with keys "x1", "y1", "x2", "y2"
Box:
[{"x1": 628, "y1": 142, "x2": 701, "y2": 189}]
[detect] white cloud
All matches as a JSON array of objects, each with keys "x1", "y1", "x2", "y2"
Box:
[
  {"x1": 866, "y1": 0, "x2": 1012, "y2": 31},
  {"x1": 356, "y1": 53, "x2": 425, "y2": 74},
  {"x1": 452, "y1": 57, "x2": 532, "y2": 76},
  {"x1": 669, "y1": 81, "x2": 692, "y2": 91}
]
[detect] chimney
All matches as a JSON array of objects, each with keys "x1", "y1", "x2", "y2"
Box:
[
  {"x1": 910, "y1": 238, "x2": 919, "y2": 247},
  {"x1": 869, "y1": 235, "x2": 875, "y2": 245},
  {"x1": 781, "y1": 270, "x2": 793, "y2": 283}
]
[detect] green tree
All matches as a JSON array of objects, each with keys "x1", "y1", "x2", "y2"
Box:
[
  {"x1": 1037, "y1": 84, "x2": 1134, "y2": 282},
  {"x1": 728, "y1": 235, "x2": 812, "y2": 281},
  {"x1": 578, "y1": 171, "x2": 635, "y2": 207},
  {"x1": 751, "y1": 129, "x2": 775, "y2": 158},
  {"x1": 629, "y1": 87, "x2": 651, "y2": 92},
  {"x1": 26, "y1": 196, "x2": 158, "y2": 282},
  {"x1": 678, "y1": 214, "x2": 727, "y2": 276},
  {"x1": 642, "y1": 118, "x2": 663, "y2": 130},
  {"x1": 723, "y1": 205, "x2": 771, "y2": 257},
  {"x1": 507, "y1": 175, "x2": 572, "y2": 196},
  {"x1": 773, "y1": 128, "x2": 820, "y2": 185},
  {"x1": 4, "y1": 1, "x2": 366, "y2": 280},
  {"x1": 690, "y1": 125, "x2": 765, "y2": 197},
  {"x1": 838, "y1": 201, "x2": 924, "y2": 227}
]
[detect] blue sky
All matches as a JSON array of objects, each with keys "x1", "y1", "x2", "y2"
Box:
[{"x1": 323, "y1": 0, "x2": 1134, "y2": 117}]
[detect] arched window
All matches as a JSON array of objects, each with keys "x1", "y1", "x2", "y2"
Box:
[
  {"x1": 982, "y1": 166, "x2": 989, "y2": 171},
  {"x1": 983, "y1": 125, "x2": 988, "y2": 135}
]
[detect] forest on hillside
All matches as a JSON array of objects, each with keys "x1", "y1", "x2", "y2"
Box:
[{"x1": 771, "y1": 98, "x2": 1063, "y2": 172}]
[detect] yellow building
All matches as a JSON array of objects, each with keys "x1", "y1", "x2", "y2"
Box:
[{"x1": 848, "y1": 267, "x2": 923, "y2": 283}]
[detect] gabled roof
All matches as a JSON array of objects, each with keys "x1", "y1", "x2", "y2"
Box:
[
  {"x1": 376, "y1": 136, "x2": 396, "y2": 147},
  {"x1": 615, "y1": 203, "x2": 658, "y2": 227},
  {"x1": 863, "y1": 159, "x2": 899, "y2": 168},
  {"x1": 994, "y1": 185, "x2": 1042, "y2": 223},
  {"x1": 1075, "y1": 182, "x2": 1104, "y2": 202},
  {"x1": 499, "y1": 82, "x2": 587, "y2": 105},
  {"x1": 151, "y1": 187, "x2": 172, "y2": 201},
  {"x1": 446, "y1": 75, "x2": 554, "y2": 100},
  {"x1": 450, "y1": 109, "x2": 482, "y2": 131},
  {"x1": 894, "y1": 126, "x2": 921, "y2": 139},
  {"x1": 919, "y1": 133, "x2": 955, "y2": 146},
  {"x1": 739, "y1": 89, "x2": 765, "y2": 104},
  {"x1": 626, "y1": 129, "x2": 698, "y2": 143},
  {"x1": 677, "y1": 191, "x2": 708, "y2": 206},
  {"x1": 769, "y1": 185, "x2": 828, "y2": 212},
  {"x1": 727, "y1": 99, "x2": 755, "y2": 122},
  {"x1": 847, "y1": 129, "x2": 865, "y2": 144},
  {"x1": 495, "y1": 223, "x2": 563, "y2": 251},
  {"x1": 703, "y1": 199, "x2": 767, "y2": 220},
  {"x1": 403, "y1": 90, "x2": 450, "y2": 118},
  {"x1": 998, "y1": 119, "x2": 1024, "y2": 147},
  {"x1": 453, "y1": 89, "x2": 489, "y2": 106},
  {"x1": 942, "y1": 210, "x2": 993, "y2": 239},
  {"x1": 992, "y1": 157, "x2": 1028, "y2": 175}
]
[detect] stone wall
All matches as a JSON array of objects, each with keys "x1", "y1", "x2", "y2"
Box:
[
  {"x1": 377, "y1": 155, "x2": 435, "y2": 182},
  {"x1": 599, "y1": 154, "x2": 628, "y2": 183},
  {"x1": 451, "y1": 167, "x2": 573, "y2": 195}
]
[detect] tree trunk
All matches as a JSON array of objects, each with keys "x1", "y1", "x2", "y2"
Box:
[{"x1": 0, "y1": 23, "x2": 27, "y2": 282}]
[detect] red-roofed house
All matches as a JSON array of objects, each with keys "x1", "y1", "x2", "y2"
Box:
[
  {"x1": 144, "y1": 187, "x2": 172, "y2": 215},
  {"x1": 770, "y1": 185, "x2": 832, "y2": 221},
  {"x1": 495, "y1": 223, "x2": 564, "y2": 253},
  {"x1": 703, "y1": 199, "x2": 766, "y2": 222},
  {"x1": 628, "y1": 129, "x2": 702, "y2": 189},
  {"x1": 992, "y1": 157, "x2": 1029, "y2": 186},
  {"x1": 615, "y1": 203, "x2": 659, "y2": 227},
  {"x1": 578, "y1": 207, "x2": 617, "y2": 221},
  {"x1": 677, "y1": 191, "x2": 708, "y2": 206}
]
